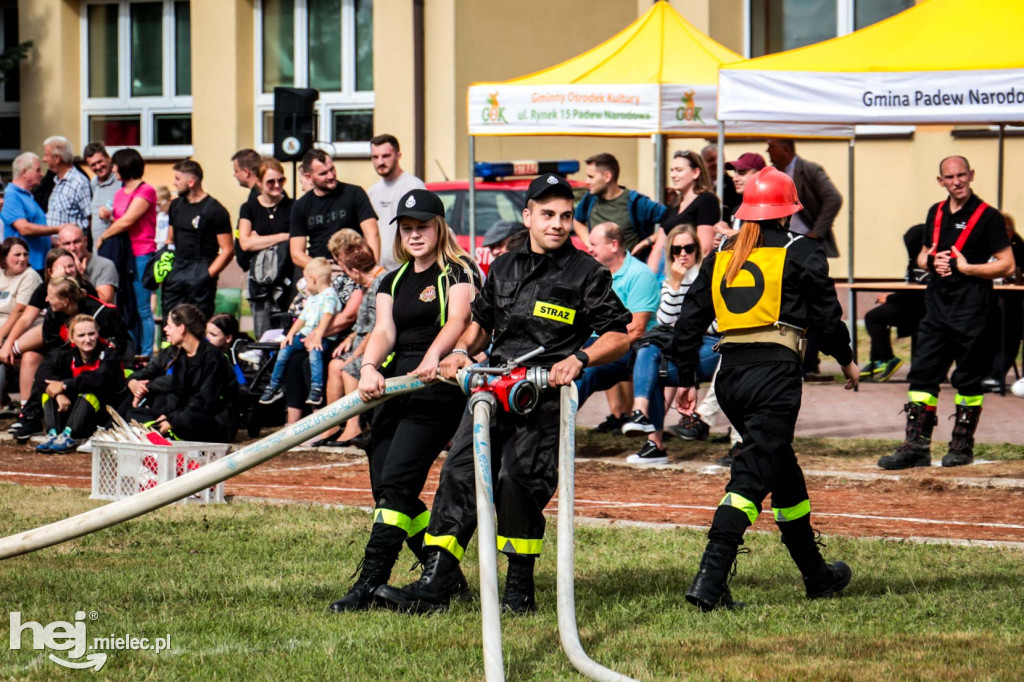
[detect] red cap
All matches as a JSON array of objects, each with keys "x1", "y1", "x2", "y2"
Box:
[
  {"x1": 724, "y1": 152, "x2": 766, "y2": 173},
  {"x1": 734, "y1": 167, "x2": 803, "y2": 221}
]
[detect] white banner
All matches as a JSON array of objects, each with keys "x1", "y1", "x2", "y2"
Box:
[
  {"x1": 468, "y1": 84, "x2": 660, "y2": 135},
  {"x1": 719, "y1": 68, "x2": 1024, "y2": 124}
]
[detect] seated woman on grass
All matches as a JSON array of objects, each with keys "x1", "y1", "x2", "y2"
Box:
[{"x1": 36, "y1": 314, "x2": 128, "y2": 453}]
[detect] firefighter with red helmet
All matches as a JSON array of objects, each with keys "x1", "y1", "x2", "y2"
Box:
[{"x1": 668, "y1": 167, "x2": 859, "y2": 610}]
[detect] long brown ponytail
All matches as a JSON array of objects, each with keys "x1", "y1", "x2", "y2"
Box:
[{"x1": 724, "y1": 221, "x2": 764, "y2": 284}]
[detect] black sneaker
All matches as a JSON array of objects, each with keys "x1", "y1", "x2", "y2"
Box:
[
  {"x1": 625, "y1": 440, "x2": 668, "y2": 465},
  {"x1": 305, "y1": 386, "x2": 324, "y2": 406},
  {"x1": 667, "y1": 413, "x2": 710, "y2": 441},
  {"x1": 12, "y1": 420, "x2": 41, "y2": 444},
  {"x1": 621, "y1": 410, "x2": 655, "y2": 436},
  {"x1": 593, "y1": 413, "x2": 627, "y2": 434},
  {"x1": 258, "y1": 385, "x2": 283, "y2": 405},
  {"x1": 715, "y1": 442, "x2": 741, "y2": 468}
]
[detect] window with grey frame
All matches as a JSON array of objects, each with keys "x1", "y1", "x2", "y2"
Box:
[
  {"x1": 83, "y1": 0, "x2": 192, "y2": 151},
  {"x1": 748, "y1": 0, "x2": 914, "y2": 57},
  {"x1": 259, "y1": 0, "x2": 374, "y2": 148}
]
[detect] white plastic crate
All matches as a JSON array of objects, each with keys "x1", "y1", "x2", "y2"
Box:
[{"x1": 90, "y1": 439, "x2": 233, "y2": 504}]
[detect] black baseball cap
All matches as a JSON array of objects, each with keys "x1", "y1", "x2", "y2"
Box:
[
  {"x1": 526, "y1": 173, "x2": 574, "y2": 203},
  {"x1": 483, "y1": 220, "x2": 526, "y2": 247},
  {"x1": 391, "y1": 188, "x2": 446, "y2": 224}
]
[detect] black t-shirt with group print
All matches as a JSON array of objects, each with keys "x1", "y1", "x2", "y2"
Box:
[
  {"x1": 290, "y1": 183, "x2": 377, "y2": 259},
  {"x1": 379, "y1": 258, "x2": 474, "y2": 354}
]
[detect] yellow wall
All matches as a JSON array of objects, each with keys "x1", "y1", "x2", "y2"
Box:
[{"x1": 14, "y1": 0, "x2": 1023, "y2": 282}]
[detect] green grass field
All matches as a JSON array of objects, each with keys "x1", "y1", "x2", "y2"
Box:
[{"x1": 1, "y1": 484, "x2": 1021, "y2": 681}]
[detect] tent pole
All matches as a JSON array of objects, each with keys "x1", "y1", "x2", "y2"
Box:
[
  {"x1": 469, "y1": 136, "x2": 477, "y2": 258},
  {"x1": 847, "y1": 138, "x2": 856, "y2": 364},
  {"x1": 716, "y1": 121, "x2": 725, "y2": 203},
  {"x1": 653, "y1": 133, "x2": 664, "y2": 204},
  {"x1": 998, "y1": 123, "x2": 1005, "y2": 209}
]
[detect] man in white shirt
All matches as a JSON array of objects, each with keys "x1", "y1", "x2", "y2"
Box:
[{"x1": 366, "y1": 134, "x2": 425, "y2": 271}]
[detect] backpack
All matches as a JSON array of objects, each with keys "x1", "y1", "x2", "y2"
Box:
[{"x1": 251, "y1": 241, "x2": 289, "y2": 287}]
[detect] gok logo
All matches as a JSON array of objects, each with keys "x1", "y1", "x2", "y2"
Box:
[
  {"x1": 675, "y1": 90, "x2": 705, "y2": 124},
  {"x1": 482, "y1": 92, "x2": 509, "y2": 125}
]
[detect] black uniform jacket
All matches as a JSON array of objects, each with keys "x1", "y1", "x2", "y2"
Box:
[
  {"x1": 475, "y1": 239, "x2": 631, "y2": 367},
  {"x1": 668, "y1": 227, "x2": 853, "y2": 386},
  {"x1": 130, "y1": 339, "x2": 237, "y2": 426},
  {"x1": 38, "y1": 340, "x2": 128, "y2": 406},
  {"x1": 42, "y1": 295, "x2": 132, "y2": 361}
]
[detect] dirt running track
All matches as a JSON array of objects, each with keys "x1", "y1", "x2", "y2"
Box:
[{"x1": 2, "y1": 444, "x2": 1023, "y2": 546}]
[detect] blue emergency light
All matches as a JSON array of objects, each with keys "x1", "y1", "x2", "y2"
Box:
[{"x1": 474, "y1": 160, "x2": 580, "y2": 182}]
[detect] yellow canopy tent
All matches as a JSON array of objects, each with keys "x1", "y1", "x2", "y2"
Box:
[{"x1": 465, "y1": 0, "x2": 850, "y2": 243}]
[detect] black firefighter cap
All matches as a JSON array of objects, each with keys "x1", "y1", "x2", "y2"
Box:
[
  {"x1": 391, "y1": 188, "x2": 446, "y2": 224},
  {"x1": 526, "y1": 173, "x2": 574, "y2": 203}
]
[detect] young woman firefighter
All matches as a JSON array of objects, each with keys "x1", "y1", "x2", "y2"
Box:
[
  {"x1": 669, "y1": 166, "x2": 859, "y2": 611},
  {"x1": 328, "y1": 188, "x2": 478, "y2": 613}
]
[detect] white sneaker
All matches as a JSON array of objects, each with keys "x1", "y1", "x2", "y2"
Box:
[{"x1": 238, "y1": 349, "x2": 264, "y2": 365}]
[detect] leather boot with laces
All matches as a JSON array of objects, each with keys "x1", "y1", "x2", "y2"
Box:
[
  {"x1": 780, "y1": 521, "x2": 852, "y2": 599},
  {"x1": 328, "y1": 551, "x2": 398, "y2": 613},
  {"x1": 374, "y1": 549, "x2": 471, "y2": 614},
  {"x1": 685, "y1": 542, "x2": 746, "y2": 612},
  {"x1": 878, "y1": 401, "x2": 936, "y2": 470},
  {"x1": 942, "y1": 403, "x2": 982, "y2": 467},
  {"x1": 502, "y1": 555, "x2": 536, "y2": 615}
]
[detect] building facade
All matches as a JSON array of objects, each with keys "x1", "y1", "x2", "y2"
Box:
[{"x1": 8, "y1": 0, "x2": 1021, "y2": 278}]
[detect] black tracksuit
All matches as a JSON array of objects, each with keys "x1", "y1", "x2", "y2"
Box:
[
  {"x1": 124, "y1": 339, "x2": 237, "y2": 442},
  {"x1": 425, "y1": 240, "x2": 631, "y2": 561},
  {"x1": 668, "y1": 226, "x2": 852, "y2": 548},
  {"x1": 38, "y1": 341, "x2": 128, "y2": 437}
]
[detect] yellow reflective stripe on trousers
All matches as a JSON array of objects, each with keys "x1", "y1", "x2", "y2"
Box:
[
  {"x1": 408, "y1": 510, "x2": 430, "y2": 537},
  {"x1": 954, "y1": 393, "x2": 983, "y2": 407},
  {"x1": 719, "y1": 492, "x2": 759, "y2": 525},
  {"x1": 424, "y1": 533, "x2": 465, "y2": 561},
  {"x1": 373, "y1": 508, "x2": 412, "y2": 532},
  {"x1": 496, "y1": 535, "x2": 543, "y2": 555},
  {"x1": 81, "y1": 393, "x2": 101, "y2": 412},
  {"x1": 908, "y1": 391, "x2": 938, "y2": 406},
  {"x1": 772, "y1": 499, "x2": 811, "y2": 523}
]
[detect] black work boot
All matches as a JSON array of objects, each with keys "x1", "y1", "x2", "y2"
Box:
[
  {"x1": 406, "y1": 529, "x2": 428, "y2": 565},
  {"x1": 877, "y1": 401, "x2": 936, "y2": 470},
  {"x1": 502, "y1": 555, "x2": 536, "y2": 615},
  {"x1": 685, "y1": 541, "x2": 746, "y2": 612},
  {"x1": 942, "y1": 404, "x2": 982, "y2": 467},
  {"x1": 374, "y1": 549, "x2": 471, "y2": 614},
  {"x1": 328, "y1": 525, "x2": 403, "y2": 613},
  {"x1": 328, "y1": 551, "x2": 398, "y2": 613},
  {"x1": 780, "y1": 519, "x2": 852, "y2": 600}
]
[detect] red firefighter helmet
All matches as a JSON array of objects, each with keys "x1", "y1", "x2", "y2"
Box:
[{"x1": 734, "y1": 166, "x2": 803, "y2": 221}]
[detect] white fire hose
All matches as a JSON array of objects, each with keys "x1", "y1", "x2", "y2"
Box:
[{"x1": 0, "y1": 375, "x2": 425, "y2": 560}]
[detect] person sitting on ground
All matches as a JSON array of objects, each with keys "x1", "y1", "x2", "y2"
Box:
[
  {"x1": 260, "y1": 257, "x2": 341, "y2": 408},
  {"x1": 621, "y1": 225, "x2": 720, "y2": 464},
  {"x1": 0, "y1": 237, "x2": 42, "y2": 405},
  {"x1": 36, "y1": 314, "x2": 128, "y2": 453},
  {"x1": 313, "y1": 241, "x2": 387, "y2": 447},
  {"x1": 860, "y1": 223, "x2": 928, "y2": 382},
  {"x1": 124, "y1": 304, "x2": 237, "y2": 443},
  {"x1": 2, "y1": 249, "x2": 101, "y2": 440},
  {"x1": 11, "y1": 275, "x2": 130, "y2": 443}
]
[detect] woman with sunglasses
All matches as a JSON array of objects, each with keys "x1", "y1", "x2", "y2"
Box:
[
  {"x1": 645, "y1": 150, "x2": 721, "y2": 272},
  {"x1": 621, "y1": 225, "x2": 720, "y2": 462},
  {"x1": 238, "y1": 158, "x2": 295, "y2": 340}
]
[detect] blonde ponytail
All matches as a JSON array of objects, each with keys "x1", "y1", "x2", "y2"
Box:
[{"x1": 724, "y1": 221, "x2": 764, "y2": 284}]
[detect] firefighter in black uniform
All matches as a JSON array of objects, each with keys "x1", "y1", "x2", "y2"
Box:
[
  {"x1": 878, "y1": 156, "x2": 1014, "y2": 470},
  {"x1": 375, "y1": 174, "x2": 631, "y2": 614},
  {"x1": 669, "y1": 167, "x2": 858, "y2": 611},
  {"x1": 328, "y1": 189, "x2": 477, "y2": 613}
]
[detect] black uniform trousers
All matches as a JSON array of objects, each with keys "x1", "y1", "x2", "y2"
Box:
[
  {"x1": 162, "y1": 259, "x2": 217, "y2": 320},
  {"x1": 907, "y1": 307, "x2": 992, "y2": 399},
  {"x1": 707, "y1": 354, "x2": 811, "y2": 546},
  {"x1": 865, "y1": 291, "x2": 925, "y2": 362},
  {"x1": 42, "y1": 393, "x2": 108, "y2": 438},
  {"x1": 425, "y1": 391, "x2": 560, "y2": 560},
  {"x1": 367, "y1": 354, "x2": 466, "y2": 544}
]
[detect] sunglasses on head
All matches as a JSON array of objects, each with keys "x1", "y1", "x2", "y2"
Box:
[{"x1": 670, "y1": 243, "x2": 697, "y2": 257}]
